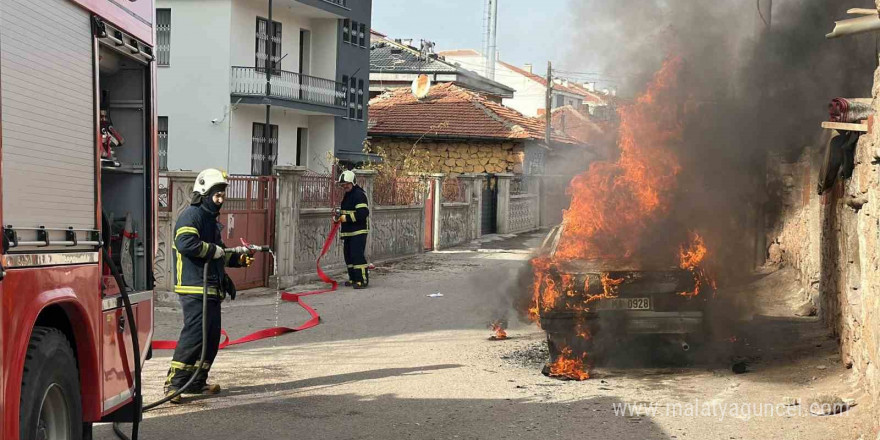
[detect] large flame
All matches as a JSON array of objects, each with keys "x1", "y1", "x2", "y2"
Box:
[
  {"x1": 678, "y1": 232, "x2": 716, "y2": 297},
  {"x1": 556, "y1": 58, "x2": 684, "y2": 261},
  {"x1": 548, "y1": 347, "x2": 590, "y2": 381}
]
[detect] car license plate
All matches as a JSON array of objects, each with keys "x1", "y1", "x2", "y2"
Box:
[{"x1": 597, "y1": 297, "x2": 651, "y2": 310}]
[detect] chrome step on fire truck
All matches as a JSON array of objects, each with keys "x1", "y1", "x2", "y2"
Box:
[{"x1": 0, "y1": 0, "x2": 156, "y2": 438}]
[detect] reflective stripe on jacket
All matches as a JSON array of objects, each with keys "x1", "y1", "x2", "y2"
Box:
[
  {"x1": 339, "y1": 185, "x2": 370, "y2": 238},
  {"x1": 172, "y1": 204, "x2": 243, "y2": 297}
]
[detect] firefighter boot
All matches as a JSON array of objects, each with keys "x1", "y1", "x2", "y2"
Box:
[
  {"x1": 183, "y1": 383, "x2": 222, "y2": 395},
  {"x1": 164, "y1": 387, "x2": 183, "y2": 404}
]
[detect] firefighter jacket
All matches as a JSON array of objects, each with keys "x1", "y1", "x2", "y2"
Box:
[
  {"x1": 173, "y1": 204, "x2": 244, "y2": 298},
  {"x1": 339, "y1": 185, "x2": 370, "y2": 238}
]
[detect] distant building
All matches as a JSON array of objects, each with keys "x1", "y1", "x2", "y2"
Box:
[
  {"x1": 368, "y1": 83, "x2": 579, "y2": 175},
  {"x1": 370, "y1": 35, "x2": 514, "y2": 102},
  {"x1": 438, "y1": 49, "x2": 612, "y2": 118},
  {"x1": 156, "y1": 0, "x2": 372, "y2": 175}
]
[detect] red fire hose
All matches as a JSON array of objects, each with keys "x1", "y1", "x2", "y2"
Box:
[{"x1": 151, "y1": 221, "x2": 340, "y2": 350}]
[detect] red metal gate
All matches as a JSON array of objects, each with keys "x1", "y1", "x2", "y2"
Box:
[
  {"x1": 219, "y1": 176, "x2": 276, "y2": 290},
  {"x1": 424, "y1": 179, "x2": 435, "y2": 250}
]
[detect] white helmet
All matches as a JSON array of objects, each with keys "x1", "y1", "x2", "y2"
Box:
[
  {"x1": 338, "y1": 170, "x2": 356, "y2": 184},
  {"x1": 194, "y1": 168, "x2": 229, "y2": 195}
]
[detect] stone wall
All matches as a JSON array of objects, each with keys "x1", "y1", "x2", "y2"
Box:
[
  {"x1": 371, "y1": 137, "x2": 526, "y2": 175},
  {"x1": 771, "y1": 123, "x2": 880, "y2": 425}
]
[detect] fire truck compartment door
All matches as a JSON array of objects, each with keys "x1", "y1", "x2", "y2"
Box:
[{"x1": 0, "y1": 0, "x2": 96, "y2": 231}]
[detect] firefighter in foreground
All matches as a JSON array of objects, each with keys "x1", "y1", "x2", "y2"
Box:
[
  {"x1": 335, "y1": 170, "x2": 370, "y2": 289},
  {"x1": 165, "y1": 169, "x2": 254, "y2": 403}
]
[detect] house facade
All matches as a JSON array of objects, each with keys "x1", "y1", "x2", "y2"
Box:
[
  {"x1": 438, "y1": 49, "x2": 610, "y2": 118},
  {"x1": 156, "y1": 0, "x2": 371, "y2": 175},
  {"x1": 367, "y1": 83, "x2": 578, "y2": 176},
  {"x1": 370, "y1": 35, "x2": 514, "y2": 101}
]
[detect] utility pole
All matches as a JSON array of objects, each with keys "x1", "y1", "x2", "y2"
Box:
[
  {"x1": 545, "y1": 61, "x2": 552, "y2": 145},
  {"x1": 263, "y1": 0, "x2": 274, "y2": 176},
  {"x1": 753, "y1": 0, "x2": 771, "y2": 268},
  {"x1": 486, "y1": 0, "x2": 499, "y2": 80}
]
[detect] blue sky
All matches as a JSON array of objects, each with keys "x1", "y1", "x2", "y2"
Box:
[{"x1": 372, "y1": 0, "x2": 573, "y2": 74}]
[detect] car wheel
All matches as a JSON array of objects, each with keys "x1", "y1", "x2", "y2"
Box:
[{"x1": 20, "y1": 327, "x2": 83, "y2": 440}]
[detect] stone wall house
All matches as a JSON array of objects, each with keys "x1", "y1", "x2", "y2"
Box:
[
  {"x1": 770, "y1": 125, "x2": 880, "y2": 426},
  {"x1": 367, "y1": 83, "x2": 578, "y2": 175}
]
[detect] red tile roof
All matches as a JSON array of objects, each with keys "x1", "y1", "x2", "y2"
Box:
[
  {"x1": 548, "y1": 105, "x2": 609, "y2": 146},
  {"x1": 369, "y1": 83, "x2": 577, "y2": 144}
]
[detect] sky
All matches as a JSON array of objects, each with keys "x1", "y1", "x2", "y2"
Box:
[{"x1": 371, "y1": 0, "x2": 594, "y2": 83}]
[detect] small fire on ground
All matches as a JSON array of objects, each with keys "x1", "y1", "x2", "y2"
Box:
[
  {"x1": 527, "y1": 58, "x2": 717, "y2": 380},
  {"x1": 489, "y1": 321, "x2": 508, "y2": 341}
]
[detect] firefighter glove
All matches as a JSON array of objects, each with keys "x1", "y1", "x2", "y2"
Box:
[
  {"x1": 212, "y1": 245, "x2": 225, "y2": 260},
  {"x1": 239, "y1": 254, "x2": 255, "y2": 267}
]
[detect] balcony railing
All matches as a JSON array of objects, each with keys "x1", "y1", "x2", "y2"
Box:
[{"x1": 231, "y1": 66, "x2": 347, "y2": 109}]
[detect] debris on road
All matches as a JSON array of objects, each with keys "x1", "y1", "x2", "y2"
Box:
[
  {"x1": 808, "y1": 395, "x2": 856, "y2": 416},
  {"x1": 489, "y1": 320, "x2": 508, "y2": 341},
  {"x1": 427, "y1": 293, "x2": 444, "y2": 298}
]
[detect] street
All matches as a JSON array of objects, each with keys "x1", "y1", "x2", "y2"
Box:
[{"x1": 97, "y1": 232, "x2": 871, "y2": 440}]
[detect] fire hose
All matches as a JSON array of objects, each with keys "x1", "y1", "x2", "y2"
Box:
[{"x1": 111, "y1": 221, "x2": 340, "y2": 440}]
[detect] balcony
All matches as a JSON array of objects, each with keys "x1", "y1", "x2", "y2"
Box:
[
  {"x1": 231, "y1": 66, "x2": 347, "y2": 116},
  {"x1": 293, "y1": 0, "x2": 350, "y2": 17}
]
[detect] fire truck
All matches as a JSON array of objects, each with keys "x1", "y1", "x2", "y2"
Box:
[{"x1": 0, "y1": 0, "x2": 157, "y2": 438}]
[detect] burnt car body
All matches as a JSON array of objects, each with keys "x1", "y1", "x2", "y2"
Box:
[{"x1": 536, "y1": 225, "x2": 710, "y2": 361}]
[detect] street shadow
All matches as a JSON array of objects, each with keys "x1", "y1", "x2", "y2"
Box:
[
  {"x1": 101, "y1": 394, "x2": 671, "y2": 440},
  {"x1": 214, "y1": 365, "x2": 464, "y2": 400}
]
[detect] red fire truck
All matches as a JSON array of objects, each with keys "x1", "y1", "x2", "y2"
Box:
[{"x1": 0, "y1": 0, "x2": 156, "y2": 438}]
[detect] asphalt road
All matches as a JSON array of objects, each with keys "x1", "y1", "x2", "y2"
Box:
[{"x1": 96, "y1": 232, "x2": 873, "y2": 440}]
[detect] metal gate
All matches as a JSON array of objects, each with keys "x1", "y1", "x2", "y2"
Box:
[
  {"x1": 219, "y1": 176, "x2": 276, "y2": 290},
  {"x1": 481, "y1": 175, "x2": 498, "y2": 235}
]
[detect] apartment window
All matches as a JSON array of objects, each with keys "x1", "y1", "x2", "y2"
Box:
[
  {"x1": 357, "y1": 79, "x2": 364, "y2": 120},
  {"x1": 351, "y1": 21, "x2": 358, "y2": 46},
  {"x1": 251, "y1": 123, "x2": 278, "y2": 176},
  {"x1": 256, "y1": 18, "x2": 282, "y2": 73},
  {"x1": 348, "y1": 76, "x2": 357, "y2": 119},
  {"x1": 342, "y1": 19, "x2": 350, "y2": 44},
  {"x1": 555, "y1": 95, "x2": 564, "y2": 108},
  {"x1": 156, "y1": 9, "x2": 171, "y2": 66},
  {"x1": 358, "y1": 23, "x2": 366, "y2": 47},
  {"x1": 158, "y1": 116, "x2": 168, "y2": 171}
]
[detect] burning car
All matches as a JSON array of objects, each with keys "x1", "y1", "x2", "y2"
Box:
[{"x1": 531, "y1": 225, "x2": 714, "y2": 379}]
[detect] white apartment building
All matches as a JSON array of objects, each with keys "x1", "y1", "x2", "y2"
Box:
[{"x1": 156, "y1": 0, "x2": 371, "y2": 175}]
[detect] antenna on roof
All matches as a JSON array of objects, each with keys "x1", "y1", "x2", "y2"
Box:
[{"x1": 412, "y1": 74, "x2": 432, "y2": 99}]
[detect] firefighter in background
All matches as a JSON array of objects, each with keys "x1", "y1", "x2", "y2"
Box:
[
  {"x1": 335, "y1": 170, "x2": 370, "y2": 289},
  {"x1": 165, "y1": 169, "x2": 254, "y2": 403}
]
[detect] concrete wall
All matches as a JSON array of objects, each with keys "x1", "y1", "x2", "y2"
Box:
[
  {"x1": 157, "y1": 0, "x2": 233, "y2": 172},
  {"x1": 307, "y1": 115, "x2": 336, "y2": 172},
  {"x1": 439, "y1": 203, "x2": 471, "y2": 248},
  {"x1": 228, "y1": 104, "x2": 310, "y2": 174},
  {"x1": 370, "y1": 206, "x2": 424, "y2": 261}
]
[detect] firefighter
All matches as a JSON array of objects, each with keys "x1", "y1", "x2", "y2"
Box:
[
  {"x1": 164, "y1": 168, "x2": 254, "y2": 403},
  {"x1": 335, "y1": 170, "x2": 370, "y2": 289}
]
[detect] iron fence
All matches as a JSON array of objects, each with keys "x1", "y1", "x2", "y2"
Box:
[
  {"x1": 300, "y1": 171, "x2": 343, "y2": 209},
  {"x1": 374, "y1": 175, "x2": 426, "y2": 206},
  {"x1": 442, "y1": 178, "x2": 468, "y2": 203},
  {"x1": 231, "y1": 66, "x2": 347, "y2": 109},
  {"x1": 158, "y1": 175, "x2": 170, "y2": 212}
]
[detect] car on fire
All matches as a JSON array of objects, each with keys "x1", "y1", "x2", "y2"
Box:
[{"x1": 534, "y1": 225, "x2": 713, "y2": 365}]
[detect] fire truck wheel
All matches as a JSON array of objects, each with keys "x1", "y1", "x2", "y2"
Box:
[{"x1": 20, "y1": 327, "x2": 83, "y2": 440}]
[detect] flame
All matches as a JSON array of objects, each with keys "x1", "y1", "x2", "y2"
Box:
[
  {"x1": 678, "y1": 232, "x2": 716, "y2": 297},
  {"x1": 548, "y1": 347, "x2": 590, "y2": 381},
  {"x1": 555, "y1": 58, "x2": 684, "y2": 261},
  {"x1": 600, "y1": 273, "x2": 625, "y2": 297},
  {"x1": 575, "y1": 316, "x2": 591, "y2": 340},
  {"x1": 489, "y1": 321, "x2": 508, "y2": 340}
]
